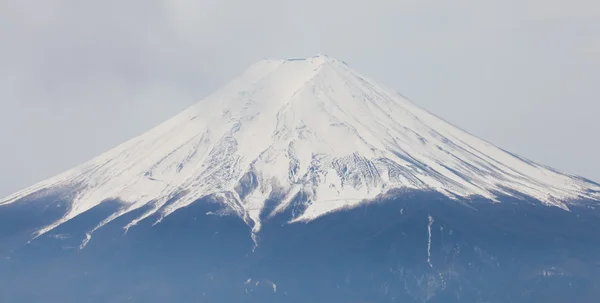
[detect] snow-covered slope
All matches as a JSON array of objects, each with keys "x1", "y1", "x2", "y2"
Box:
[{"x1": 2, "y1": 54, "x2": 599, "y2": 243}]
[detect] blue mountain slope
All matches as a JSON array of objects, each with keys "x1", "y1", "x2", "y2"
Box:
[{"x1": 1, "y1": 192, "x2": 599, "y2": 303}]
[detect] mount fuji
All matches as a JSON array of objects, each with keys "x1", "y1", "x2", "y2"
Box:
[{"x1": 1, "y1": 54, "x2": 600, "y2": 303}]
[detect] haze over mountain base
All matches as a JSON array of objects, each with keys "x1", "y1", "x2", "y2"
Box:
[{"x1": 1, "y1": 192, "x2": 599, "y2": 303}]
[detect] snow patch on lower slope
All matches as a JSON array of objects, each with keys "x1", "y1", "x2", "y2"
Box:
[{"x1": 2, "y1": 54, "x2": 600, "y2": 247}]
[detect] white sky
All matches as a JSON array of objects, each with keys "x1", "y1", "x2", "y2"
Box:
[{"x1": 1, "y1": 0, "x2": 599, "y2": 196}]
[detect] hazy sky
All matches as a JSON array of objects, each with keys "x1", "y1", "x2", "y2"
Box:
[{"x1": 1, "y1": 0, "x2": 599, "y2": 197}]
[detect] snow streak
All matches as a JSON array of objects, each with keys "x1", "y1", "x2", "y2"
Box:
[{"x1": 427, "y1": 215, "x2": 434, "y2": 268}]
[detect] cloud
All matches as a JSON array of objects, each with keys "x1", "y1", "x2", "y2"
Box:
[{"x1": 520, "y1": 0, "x2": 600, "y2": 21}]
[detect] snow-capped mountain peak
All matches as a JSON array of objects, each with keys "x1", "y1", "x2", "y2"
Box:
[{"x1": 2, "y1": 55, "x2": 599, "y2": 244}]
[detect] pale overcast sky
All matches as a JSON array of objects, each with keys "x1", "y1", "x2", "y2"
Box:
[{"x1": 1, "y1": 0, "x2": 599, "y2": 197}]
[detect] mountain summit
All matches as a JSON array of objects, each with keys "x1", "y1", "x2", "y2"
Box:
[{"x1": 2, "y1": 54, "x2": 599, "y2": 245}]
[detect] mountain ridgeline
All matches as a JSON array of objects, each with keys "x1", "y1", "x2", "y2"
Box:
[{"x1": 1, "y1": 55, "x2": 600, "y2": 302}]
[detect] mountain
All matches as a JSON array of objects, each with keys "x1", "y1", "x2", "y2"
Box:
[{"x1": 1, "y1": 54, "x2": 600, "y2": 303}]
